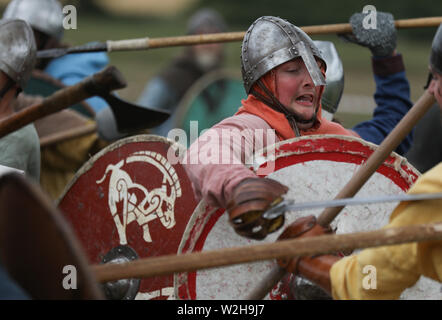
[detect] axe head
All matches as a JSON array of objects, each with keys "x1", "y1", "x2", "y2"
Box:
[
  {"x1": 79, "y1": 66, "x2": 170, "y2": 132},
  {"x1": 100, "y1": 93, "x2": 170, "y2": 134}
]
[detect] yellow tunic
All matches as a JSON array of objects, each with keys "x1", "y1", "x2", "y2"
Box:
[
  {"x1": 330, "y1": 162, "x2": 442, "y2": 300},
  {"x1": 40, "y1": 130, "x2": 108, "y2": 200}
]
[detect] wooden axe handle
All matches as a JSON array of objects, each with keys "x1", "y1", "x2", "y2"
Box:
[
  {"x1": 0, "y1": 66, "x2": 126, "y2": 139},
  {"x1": 92, "y1": 222, "x2": 442, "y2": 283}
]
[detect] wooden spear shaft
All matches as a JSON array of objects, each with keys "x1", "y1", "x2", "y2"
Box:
[
  {"x1": 92, "y1": 222, "x2": 442, "y2": 283},
  {"x1": 106, "y1": 17, "x2": 442, "y2": 51},
  {"x1": 37, "y1": 16, "x2": 441, "y2": 59},
  {"x1": 39, "y1": 123, "x2": 97, "y2": 147},
  {"x1": 246, "y1": 90, "x2": 436, "y2": 299}
]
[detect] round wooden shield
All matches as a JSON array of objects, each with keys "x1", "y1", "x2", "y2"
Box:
[
  {"x1": 0, "y1": 173, "x2": 103, "y2": 300},
  {"x1": 175, "y1": 135, "x2": 441, "y2": 300},
  {"x1": 57, "y1": 135, "x2": 198, "y2": 300}
]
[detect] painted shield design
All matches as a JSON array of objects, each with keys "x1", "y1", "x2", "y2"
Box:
[
  {"x1": 58, "y1": 135, "x2": 198, "y2": 300},
  {"x1": 175, "y1": 135, "x2": 442, "y2": 300}
]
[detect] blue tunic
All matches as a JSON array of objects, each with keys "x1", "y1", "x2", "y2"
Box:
[
  {"x1": 352, "y1": 54, "x2": 413, "y2": 156},
  {"x1": 45, "y1": 50, "x2": 110, "y2": 113}
]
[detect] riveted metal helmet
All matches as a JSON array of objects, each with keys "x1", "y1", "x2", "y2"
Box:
[
  {"x1": 430, "y1": 23, "x2": 442, "y2": 75},
  {"x1": 241, "y1": 16, "x2": 326, "y2": 94},
  {"x1": 187, "y1": 8, "x2": 227, "y2": 35},
  {"x1": 3, "y1": 0, "x2": 64, "y2": 41},
  {"x1": 314, "y1": 41, "x2": 344, "y2": 120},
  {"x1": 0, "y1": 19, "x2": 37, "y2": 89}
]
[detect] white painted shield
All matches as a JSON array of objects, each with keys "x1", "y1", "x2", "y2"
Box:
[{"x1": 175, "y1": 135, "x2": 442, "y2": 300}]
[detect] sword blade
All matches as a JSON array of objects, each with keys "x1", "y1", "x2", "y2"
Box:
[{"x1": 263, "y1": 193, "x2": 442, "y2": 219}]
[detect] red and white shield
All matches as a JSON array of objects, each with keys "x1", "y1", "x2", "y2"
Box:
[
  {"x1": 175, "y1": 135, "x2": 441, "y2": 300},
  {"x1": 58, "y1": 135, "x2": 198, "y2": 300}
]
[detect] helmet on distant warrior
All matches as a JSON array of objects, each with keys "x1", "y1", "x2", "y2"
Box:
[
  {"x1": 3, "y1": 0, "x2": 64, "y2": 41},
  {"x1": 187, "y1": 8, "x2": 228, "y2": 35},
  {"x1": 0, "y1": 19, "x2": 37, "y2": 89},
  {"x1": 314, "y1": 41, "x2": 344, "y2": 121},
  {"x1": 430, "y1": 23, "x2": 442, "y2": 75}
]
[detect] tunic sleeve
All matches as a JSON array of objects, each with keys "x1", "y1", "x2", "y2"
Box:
[
  {"x1": 330, "y1": 163, "x2": 442, "y2": 299},
  {"x1": 182, "y1": 113, "x2": 278, "y2": 208}
]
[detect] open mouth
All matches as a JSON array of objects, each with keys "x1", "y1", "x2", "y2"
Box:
[{"x1": 295, "y1": 93, "x2": 314, "y2": 106}]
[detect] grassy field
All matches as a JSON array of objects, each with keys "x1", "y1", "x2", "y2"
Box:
[{"x1": 63, "y1": 14, "x2": 433, "y2": 129}]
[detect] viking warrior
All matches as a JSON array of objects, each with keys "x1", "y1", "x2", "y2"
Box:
[
  {"x1": 0, "y1": 19, "x2": 40, "y2": 182},
  {"x1": 183, "y1": 13, "x2": 413, "y2": 241},
  {"x1": 3, "y1": 0, "x2": 110, "y2": 114},
  {"x1": 138, "y1": 8, "x2": 228, "y2": 137},
  {"x1": 3, "y1": 0, "x2": 116, "y2": 198},
  {"x1": 275, "y1": 23, "x2": 442, "y2": 300},
  {"x1": 3, "y1": 0, "x2": 126, "y2": 141},
  {"x1": 405, "y1": 29, "x2": 442, "y2": 173},
  {"x1": 0, "y1": 19, "x2": 39, "y2": 299},
  {"x1": 405, "y1": 103, "x2": 442, "y2": 173}
]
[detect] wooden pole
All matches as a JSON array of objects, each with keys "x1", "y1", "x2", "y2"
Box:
[
  {"x1": 92, "y1": 222, "x2": 442, "y2": 283},
  {"x1": 38, "y1": 17, "x2": 442, "y2": 59},
  {"x1": 107, "y1": 17, "x2": 442, "y2": 51},
  {"x1": 39, "y1": 123, "x2": 97, "y2": 147}
]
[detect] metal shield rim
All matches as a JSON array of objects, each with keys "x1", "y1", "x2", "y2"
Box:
[{"x1": 251, "y1": 134, "x2": 421, "y2": 179}]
